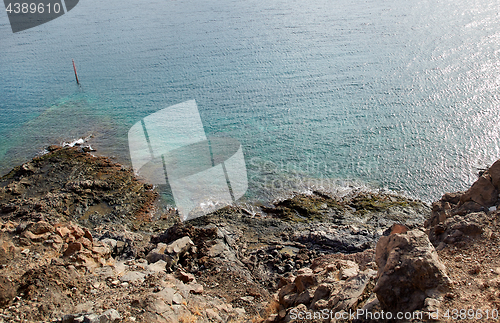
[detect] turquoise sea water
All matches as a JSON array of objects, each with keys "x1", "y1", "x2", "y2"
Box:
[{"x1": 1, "y1": 0, "x2": 500, "y2": 204}]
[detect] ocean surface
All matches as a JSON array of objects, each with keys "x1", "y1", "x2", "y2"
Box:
[{"x1": 1, "y1": 0, "x2": 500, "y2": 205}]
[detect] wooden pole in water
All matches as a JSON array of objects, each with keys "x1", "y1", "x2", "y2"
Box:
[{"x1": 72, "y1": 59, "x2": 80, "y2": 84}]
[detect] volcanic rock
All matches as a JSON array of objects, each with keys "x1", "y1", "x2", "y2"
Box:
[{"x1": 374, "y1": 229, "x2": 451, "y2": 313}]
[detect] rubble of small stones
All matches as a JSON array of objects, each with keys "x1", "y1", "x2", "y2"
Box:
[{"x1": 268, "y1": 249, "x2": 377, "y2": 322}]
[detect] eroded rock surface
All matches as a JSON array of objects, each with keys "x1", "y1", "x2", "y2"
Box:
[
  {"x1": 0, "y1": 146, "x2": 458, "y2": 323},
  {"x1": 374, "y1": 229, "x2": 451, "y2": 314}
]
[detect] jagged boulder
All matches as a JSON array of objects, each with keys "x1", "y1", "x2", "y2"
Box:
[
  {"x1": 426, "y1": 159, "x2": 500, "y2": 246},
  {"x1": 488, "y1": 159, "x2": 500, "y2": 189},
  {"x1": 374, "y1": 229, "x2": 450, "y2": 314},
  {"x1": 428, "y1": 212, "x2": 484, "y2": 247},
  {"x1": 459, "y1": 174, "x2": 498, "y2": 208}
]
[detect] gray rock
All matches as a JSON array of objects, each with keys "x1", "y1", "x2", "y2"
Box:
[
  {"x1": 147, "y1": 259, "x2": 167, "y2": 272},
  {"x1": 292, "y1": 226, "x2": 377, "y2": 253},
  {"x1": 99, "y1": 309, "x2": 121, "y2": 323},
  {"x1": 330, "y1": 270, "x2": 376, "y2": 311},
  {"x1": 157, "y1": 287, "x2": 176, "y2": 305},
  {"x1": 166, "y1": 236, "x2": 194, "y2": 255},
  {"x1": 172, "y1": 293, "x2": 184, "y2": 305},
  {"x1": 119, "y1": 271, "x2": 146, "y2": 284},
  {"x1": 74, "y1": 316, "x2": 85, "y2": 323},
  {"x1": 83, "y1": 314, "x2": 99, "y2": 323},
  {"x1": 208, "y1": 241, "x2": 226, "y2": 257},
  {"x1": 206, "y1": 308, "x2": 222, "y2": 322},
  {"x1": 148, "y1": 298, "x2": 170, "y2": 314},
  {"x1": 100, "y1": 238, "x2": 117, "y2": 251}
]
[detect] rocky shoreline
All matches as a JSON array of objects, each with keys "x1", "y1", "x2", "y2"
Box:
[{"x1": 0, "y1": 146, "x2": 499, "y2": 322}]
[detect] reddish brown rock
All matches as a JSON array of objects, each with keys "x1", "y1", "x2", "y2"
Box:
[
  {"x1": 27, "y1": 221, "x2": 54, "y2": 235},
  {"x1": 63, "y1": 242, "x2": 83, "y2": 257},
  {"x1": 55, "y1": 226, "x2": 71, "y2": 239},
  {"x1": 177, "y1": 270, "x2": 195, "y2": 283},
  {"x1": 459, "y1": 174, "x2": 498, "y2": 207},
  {"x1": 374, "y1": 229, "x2": 450, "y2": 313},
  {"x1": 489, "y1": 159, "x2": 500, "y2": 188},
  {"x1": 76, "y1": 250, "x2": 99, "y2": 267},
  {"x1": 0, "y1": 276, "x2": 16, "y2": 306},
  {"x1": 389, "y1": 223, "x2": 408, "y2": 235},
  {"x1": 426, "y1": 159, "x2": 500, "y2": 247},
  {"x1": 189, "y1": 283, "x2": 204, "y2": 294},
  {"x1": 278, "y1": 283, "x2": 297, "y2": 307},
  {"x1": 69, "y1": 225, "x2": 85, "y2": 240},
  {"x1": 83, "y1": 228, "x2": 93, "y2": 244},
  {"x1": 453, "y1": 200, "x2": 483, "y2": 215},
  {"x1": 441, "y1": 192, "x2": 462, "y2": 205},
  {"x1": 294, "y1": 273, "x2": 316, "y2": 293},
  {"x1": 0, "y1": 239, "x2": 15, "y2": 265},
  {"x1": 21, "y1": 230, "x2": 50, "y2": 242},
  {"x1": 76, "y1": 237, "x2": 92, "y2": 249}
]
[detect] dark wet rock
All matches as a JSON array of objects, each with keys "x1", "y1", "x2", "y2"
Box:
[
  {"x1": 291, "y1": 225, "x2": 376, "y2": 253},
  {"x1": 264, "y1": 193, "x2": 343, "y2": 223},
  {"x1": 261, "y1": 191, "x2": 429, "y2": 229},
  {"x1": 0, "y1": 147, "x2": 157, "y2": 229}
]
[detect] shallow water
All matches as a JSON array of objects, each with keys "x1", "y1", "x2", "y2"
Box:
[{"x1": 1, "y1": 0, "x2": 500, "y2": 204}]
